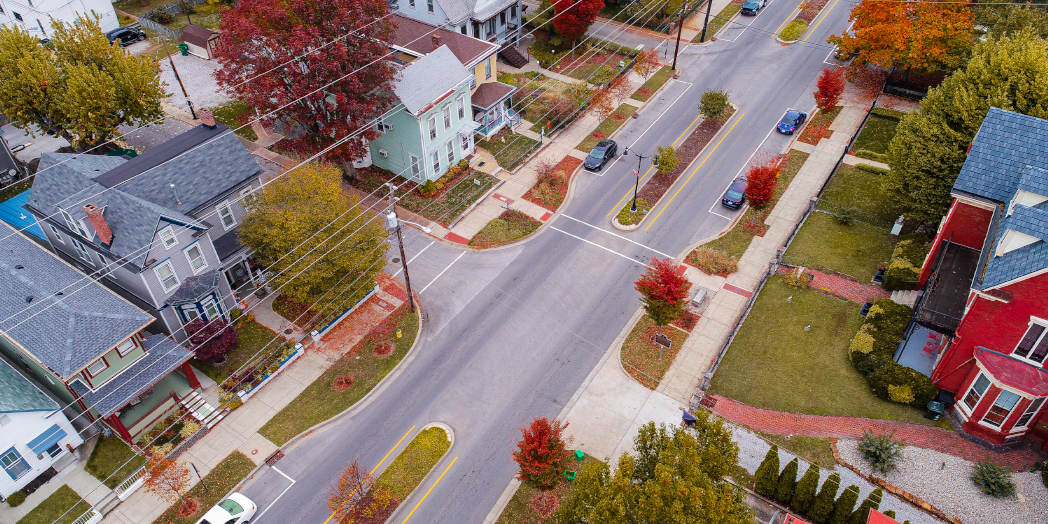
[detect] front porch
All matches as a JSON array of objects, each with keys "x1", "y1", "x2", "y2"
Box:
[
  {"x1": 894, "y1": 322, "x2": 949, "y2": 377},
  {"x1": 471, "y1": 81, "x2": 519, "y2": 138},
  {"x1": 914, "y1": 241, "x2": 981, "y2": 333}
]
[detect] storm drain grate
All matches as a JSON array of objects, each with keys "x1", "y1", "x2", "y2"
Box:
[{"x1": 266, "y1": 449, "x2": 285, "y2": 466}]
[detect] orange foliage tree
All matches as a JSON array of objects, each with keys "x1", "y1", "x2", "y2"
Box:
[
  {"x1": 634, "y1": 49, "x2": 661, "y2": 79},
  {"x1": 142, "y1": 453, "x2": 193, "y2": 512},
  {"x1": 590, "y1": 88, "x2": 616, "y2": 120},
  {"x1": 744, "y1": 156, "x2": 782, "y2": 209},
  {"x1": 828, "y1": 0, "x2": 974, "y2": 72},
  {"x1": 328, "y1": 460, "x2": 394, "y2": 524}
]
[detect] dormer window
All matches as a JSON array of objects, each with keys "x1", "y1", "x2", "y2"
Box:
[
  {"x1": 996, "y1": 229, "x2": 1040, "y2": 257},
  {"x1": 116, "y1": 339, "x2": 137, "y2": 357},
  {"x1": 59, "y1": 209, "x2": 89, "y2": 238},
  {"x1": 1009, "y1": 189, "x2": 1048, "y2": 216},
  {"x1": 158, "y1": 226, "x2": 178, "y2": 249},
  {"x1": 86, "y1": 358, "x2": 108, "y2": 377}
]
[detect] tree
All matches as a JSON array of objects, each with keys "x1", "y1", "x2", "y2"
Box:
[
  {"x1": 634, "y1": 257, "x2": 691, "y2": 336},
  {"x1": 775, "y1": 457, "x2": 799, "y2": 505},
  {"x1": 827, "y1": 0, "x2": 974, "y2": 72},
  {"x1": 239, "y1": 162, "x2": 387, "y2": 317},
  {"x1": 977, "y1": 5, "x2": 1048, "y2": 40},
  {"x1": 626, "y1": 0, "x2": 683, "y2": 26},
  {"x1": 745, "y1": 156, "x2": 781, "y2": 209},
  {"x1": 0, "y1": 17, "x2": 165, "y2": 150},
  {"x1": 215, "y1": 0, "x2": 397, "y2": 166},
  {"x1": 184, "y1": 319, "x2": 239, "y2": 362},
  {"x1": 884, "y1": 30, "x2": 1048, "y2": 222},
  {"x1": 809, "y1": 472, "x2": 840, "y2": 524},
  {"x1": 754, "y1": 445, "x2": 780, "y2": 498},
  {"x1": 831, "y1": 485, "x2": 860, "y2": 524},
  {"x1": 590, "y1": 88, "x2": 616, "y2": 120},
  {"x1": 329, "y1": 460, "x2": 394, "y2": 523},
  {"x1": 634, "y1": 413, "x2": 738, "y2": 482},
  {"x1": 552, "y1": 0, "x2": 605, "y2": 46},
  {"x1": 558, "y1": 422, "x2": 752, "y2": 524},
  {"x1": 512, "y1": 417, "x2": 571, "y2": 503},
  {"x1": 849, "y1": 488, "x2": 882, "y2": 524},
  {"x1": 608, "y1": 74, "x2": 633, "y2": 102},
  {"x1": 699, "y1": 89, "x2": 730, "y2": 121},
  {"x1": 143, "y1": 453, "x2": 193, "y2": 512},
  {"x1": 792, "y1": 463, "x2": 820, "y2": 514},
  {"x1": 814, "y1": 68, "x2": 845, "y2": 114},
  {"x1": 634, "y1": 49, "x2": 661, "y2": 79},
  {"x1": 653, "y1": 146, "x2": 680, "y2": 174}
]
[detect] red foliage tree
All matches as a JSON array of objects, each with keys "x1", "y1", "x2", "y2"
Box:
[
  {"x1": 512, "y1": 417, "x2": 570, "y2": 500},
  {"x1": 214, "y1": 0, "x2": 397, "y2": 165},
  {"x1": 814, "y1": 68, "x2": 845, "y2": 114},
  {"x1": 552, "y1": 0, "x2": 605, "y2": 45},
  {"x1": 185, "y1": 319, "x2": 239, "y2": 363},
  {"x1": 634, "y1": 257, "x2": 691, "y2": 334},
  {"x1": 744, "y1": 157, "x2": 782, "y2": 209}
]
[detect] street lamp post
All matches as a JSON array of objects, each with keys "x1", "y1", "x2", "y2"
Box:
[
  {"x1": 385, "y1": 184, "x2": 431, "y2": 314},
  {"x1": 623, "y1": 146, "x2": 658, "y2": 212}
]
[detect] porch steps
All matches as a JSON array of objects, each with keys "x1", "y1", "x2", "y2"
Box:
[
  {"x1": 179, "y1": 391, "x2": 224, "y2": 429},
  {"x1": 498, "y1": 45, "x2": 528, "y2": 68},
  {"x1": 891, "y1": 289, "x2": 919, "y2": 307}
]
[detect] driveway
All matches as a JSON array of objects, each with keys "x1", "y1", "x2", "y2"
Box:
[{"x1": 158, "y1": 52, "x2": 231, "y2": 111}]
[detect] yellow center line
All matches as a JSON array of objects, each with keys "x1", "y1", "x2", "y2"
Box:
[
  {"x1": 772, "y1": 8, "x2": 800, "y2": 36},
  {"x1": 322, "y1": 425, "x2": 417, "y2": 524},
  {"x1": 606, "y1": 112, "x2": 704, "y2": 217},
  {"x1": 401, "y1": 456, "x2": 458, "y2": 524},
  {"x1": 644, "y1": 115, "x2": 744, "y2": 232},
  {"x1": 803, "y1": 0, "x2": 840, "y2": 42}
]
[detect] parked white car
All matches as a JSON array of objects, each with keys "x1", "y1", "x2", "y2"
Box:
[{"x1": 195, "y1": 493, "x2": 257, "y2": 524}]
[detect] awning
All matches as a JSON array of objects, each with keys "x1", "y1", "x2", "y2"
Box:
[
  {"x1": 28, "y1": 424, "x2": 66, "y2": 455},
  {"x1": 459, "y1": 120, "x2": 481, "y2": 134}
]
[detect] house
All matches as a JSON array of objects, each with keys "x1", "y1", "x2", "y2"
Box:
[
  {"x1": 907, "y1": 108, "x2": 1048, "y2": 448},
  {"x1": 392, "y1": 0, "x2": 525, "y2": 51},
  {"x1": 0, "y1": 222, "x2": 205, "y2": 445},
  {"x1": 0, "y1": 0, "x2": 118, "y2": 40},
  {"x1": 25, "y1": 114, "x2": 265, "y2": 342},
  {"x1": 0, "y1": 356, "x2": 84, "y2": 500}
]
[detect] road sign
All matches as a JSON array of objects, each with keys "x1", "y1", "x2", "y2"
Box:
[
  {"x1": 633, "y1": 169, "x2": 640, "y2": 178},
  {"x1": 653, "y1": 333, "x2": 671, "y2": 348}
]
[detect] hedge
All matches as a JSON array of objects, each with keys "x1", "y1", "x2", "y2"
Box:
[
  {"x1": 848, "y1": 299, "x2": 935, "y2": 408},
  {"x1": 882, "y1": 236, "x2": 930, "y2": 291},
  {"x1": 868, "y1": 361, "x2": 938, "y2": 408},
  {"x1": 853, "y1": 149, "x2": 888, "y2": 163},
  {"x1": 855, "y1": 163, "x2": 889, "y2": 175}
]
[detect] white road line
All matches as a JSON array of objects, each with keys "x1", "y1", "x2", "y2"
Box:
[
  {"x1": 560, "y1": 214, "x2": 672, "y2": 258},
  {"x1": 550, "y1": 226, "x2": 650, "y2": 267},
  {"x1": 710, "y1": 210, "x2": 733, "y2": 220},
  {"x1": 718, "y1": 0, "x2": 781, "y2": 43},
  {"x1": 419, "y1": 251, "x2": 466, "y2": 294},
  {"x1": 392, "y1": 240, "x2": 435, "y2": 278},
  {"x1": 255, "y1": 467, "x2": 296, "y2": 523},
  {"x1": 825, "y1": 21, "x2": 855, "y2": 64},
  {"x1": 707, "y1": 123, "x2": 779, "y2": 215},
  {"x1": 597, "y1": 82, "x2": 694, "y2": 175}
]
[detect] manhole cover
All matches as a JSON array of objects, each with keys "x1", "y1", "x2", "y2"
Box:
[
  {"x1": 391, "y1": 257, "x2": 401, "y2": 263},
  {"x1": 284, "y1": 328, "x2": 293, "y2": 335}
]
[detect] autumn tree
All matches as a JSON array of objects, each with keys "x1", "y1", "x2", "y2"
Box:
[
  {"x1": 608, "y1": 74, "x2": 633, "y2": 103},
  {"x1": 885, "y1": 30, "x2": 1048, "y2": 222},
  {"x1": 0, "y1": 16, "x2": 165, "y2": 150},
  {"x1": 239, "y1": 162, "x2": 387, "y2": 317},
  {"x1": 328, "y1": 460, "x2": 395, "y2": 523},
  {"x1": 215, "y1": 0, "x2": 397, "y2": 166},
  {"x1": 512, "y1": 417, "x2": 570, "y2": 509},
  {"x1": 814, "y1": 68, "x2": 845, "y2": 114},
  {"x1": 552, "y1": 0, "x2": 605, "y2": 47},
  {"x1": 634, "y1": 257, "x2": 691, "y2": 336},
  {"x1": 589, "y1": 88, "x2": 616, "y2": 120},
  {"x1": 633, "y1": 49, "x2": 661, "y2": 79},
  {"x1": 627, "y1": 0, "x2": 684, "y2": 27},
  {"x1": 184, "y1": 319, "x2": 239, "y2": 363},
  {"x1": 558, "y1": 421, "x2": 751, "y2": 524},
  {"x1": 699, "y1": 89, "x2": 730, "y2": 120},
  {"x1": 143, "y1": 453, "x2": 193, "y2": 512},
  {"x1": 653, "y1": 146, "x2": 680, "y2": 174},
  {"x1": 828, "y1": 0, "x2": 974, "y2": 73},
  {"x1": 745, "y1": 156, "x2": 781, "y2": 209},
  {"x1": 977, "y1": 4, "x2": 1048, "y2": 40}
]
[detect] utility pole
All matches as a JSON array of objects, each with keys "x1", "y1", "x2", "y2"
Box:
[
  {"x1": 699, "y1": 0, "x2": 714, "y2": 43},
  {"x1": 179, "y1": 0, "x2": 192, "y2": 25},
  {"x1": 385, "y1": 184, "x2": 432, "y2": 313},
  {"x1": 163, "y1": 37, "x2": 197, "y2": 120},
  {"x1": 671, "y1": 1, "x2": 687, "y2": 71}
]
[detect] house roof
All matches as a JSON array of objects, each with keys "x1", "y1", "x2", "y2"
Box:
[
  {"x1": 471, "y1": 81, "x2": 515, "y2": 109},
  {"x1": 390, "y1": 13, "x2": 497, "y2": 67},
  {"x1": 0, "y1": 357, "x2": 58, "y2": 413},
  {"x1": 394, "y1": 45, "x2": 472, "y2": 115},
  {"x1": 865, "y1": 511, "x2": 900, "y2": 524},
  {"x1": 433, "y1": 0, "x2": 476, "y2": 24},
  {"x1": 165, "y1": 271, "x2": 221, "y2": 306},
  {"x1": 982, "y1": 204, "x2": 1048, "y2": 288},
  {"x1": 213, "y1": 228, "x2": 245, "y2": 261},
  {"x1": 0, "y1": 222, "x2": 152, "y2": 379},
  {"x1": 1016, "y1": 165, "x2": 1048, "y2": 196},
  {"x1": 472, "y1": 0, "x2": 517, "y2": 22},
  {"x1": 953, "y1": 108, "x2": 1048, "y2": 204},
  {"x1": 182, "y1": 24, "x2": 218, "y2": 48},
  {"x1": 975, "y1": 346, "x2": 1048, "y2": 396},
  {"x1": 0, "y1": 189, "x2": 45, "y2": 240}
]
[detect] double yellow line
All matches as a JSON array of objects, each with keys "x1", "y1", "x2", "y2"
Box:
[{"x1": 803, "y1": 0, "x2": 840, "y2": 42}]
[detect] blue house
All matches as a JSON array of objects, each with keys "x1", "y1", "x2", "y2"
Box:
[{"x1": 393, "y1": 0, "x2": 526, "y2": 55}]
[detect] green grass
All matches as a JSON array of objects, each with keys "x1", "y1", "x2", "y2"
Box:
[
  {"x1": 621, "y1": 315, "x2": 690, "y2": 389},
  {"x1": 631, "y1": 66, "x2": 675, "y2": 102},
  {"x1": 191, "y1": 320, "x2": 281, "y2": 385},
  {"x1": 113, "y1": 0, "x2": 170, "y2": 16},
  {"x1": 783, "y1": 212, "x2": 895, "y2": 282},
  {"x1": 375, "y1": 427, "x2": 451, "y2": 500},
  {"x1": 691, "y1": 1, "x2": 743, "y2": 43},
  {"x1": 495, "y1": 455, "x2": 595, "y2": 524},
  {"x1": 469, "y1": 211, "x2": 542, "y2": 247},
  {"x1": 779, "y1": 19, "x2": 809, "y2": 41},
  {"x1": 153, "y1": 452, "x2": 256, "y2": 524},
  {"x1": 0, "y1": 177, "x2": 32, "y2": 204},
  {"x1": 819, "y1": 165, "x2": 904, "y2": 225},
  {"x1": 851, "y1": 115, "x2": 899, "y2": 155},
  {"x1": 259, "y1": 306, "x2": 420, "y2": 445},
  {"x1": 616, "y1": 197, "x2": 652, "y2": 226},
  {"x1": 478, "y1": 132, "x2": 542, "y2": 171},
  {"x1": 163, "y1": 4, "x2": 226, "y2": 30},
  {"x1": 757, "y1": 432, "x2": 836, "y2": 469},
  {"x1": 352, "y1": 167, "x2": 498, "y2": 226},
  {"x1": 211, "y1": 100, "x2": 259, "y2": 142},
  {"x1": 15, "y1": 486, "x2": 90, "y2": 524},
  {"x1": 576, "y1": 104, "x2": 638, "y2": 152},
  {"x1": 710, "y1": 276, "x2": 939, "y2": 425},
  {"x1": 84, "y1": 436, "x2": 147, "y2": 489}
]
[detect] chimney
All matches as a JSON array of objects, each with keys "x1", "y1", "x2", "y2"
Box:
[
  {"x1": 198, "y1": 108, "x2": 216, "y2": 128},
  {"x1": 432, "y1": 33, "x2": 441, "y2": 50},
  {"x1": 82, "y1": 203, "x2": 113, "y2": 245}
]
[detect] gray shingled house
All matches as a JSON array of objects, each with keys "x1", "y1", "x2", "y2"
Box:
[
  {"x1": 25, "y1": 118, "x2": 264, "y2": 343},
  {"x1": 0, "y1": 223, "x2": 206, "y2": 444}
]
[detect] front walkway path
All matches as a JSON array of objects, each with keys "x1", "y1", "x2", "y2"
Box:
[{"x1": 779, "y1": 264, "x2": 891, "y2": 305}]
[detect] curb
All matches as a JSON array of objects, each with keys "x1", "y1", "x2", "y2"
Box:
[
  {"x1": 383, "y1": 423, "x2": 455, "y2": 524},
  {"x1": 611, "y1": 214, "x2": 643, "y2": 231},
  {"x1": 776, "y1": 0, "x2": 833, "y2": 44}
]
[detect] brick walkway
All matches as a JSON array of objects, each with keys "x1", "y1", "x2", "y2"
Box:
[
  {"x1": 707, "y1": 395, "x2": 1045, "y2": 470},
  {"x1": 778, "y1": 265, "x2": 890, "y2": 305}
]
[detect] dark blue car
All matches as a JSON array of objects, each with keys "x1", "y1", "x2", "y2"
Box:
[
  {"x1": 721, "y1": 178, "x2": 747, "y2": 209},
  {"x1": 776, "y1": 110, "x2": 808, "y2": 135}
]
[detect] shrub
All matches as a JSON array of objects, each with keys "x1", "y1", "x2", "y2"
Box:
[
  {"x1": 1042, "y1": 461, "x2": 1048, "y2": 488},
  {"x1": 887, "y1": 384, "x2": 915, "y2": 404},
  {"x1": 855, "y1": 163, "x2": 890, "y2": 175},
  {"x1": 6, "y1": 491, "x2": 26, "y2": 507},
  {"x1": 854, "y1": 149, "x2": 888, "y2": 163},
  {"x1": 691, "y1": 248, "x2": 738, "y2": 276},
  {"x1": 882, "y1": 237, "x2": 930, "y2": 291},
  {"x1": 867, "y1": 361, "x2": 937, "y2": 408},
  {"x1": 784, "y1": 269, "x2": 813, "y2": 288},
  {"x1": 699, "y1": 89, "x2": 730, "y2": 121},
  {"x1": 809, "y1": 472, "x2": 840, "y2": 524},
  {"x1": 834, "y1": 207, "x2": 855, "y2": 225},
  {"x1": 849, "y1": 488, "x2": 883, "y2": 524},
  {"x1": 776, "y1": 457, "x2": 799, "y2": 505},
  {"x1": 792, "y1": 463, "x2": 820, "y2": 514},
  {"x1": 858, "y1": 430, "x2": 905, "y2": 475},
  {"x1": 754, "y1": 445, "x2": 780, "y2": 498},
  {"x1": 850, "y1": 299, "x2": 913, "y2": 371},
  {"x1": 855, "y1": 354, "x2": 891, "y2": 375},
  {"x1": 419, "y1": 179, "x2": 438, "y2": 197},
  {"x1": 883, "y1": 510, "x2": 896, "y2": 519},
  {"x1": 654, "y1": 145, "x2": 680, "y2": 174},
  {"x1": 145, "y1": 8, "x2": 174, "y2": 24},
  {"x1": 830, "y1": 485, "x2": 860, "y2": 524},
  {"x1": 972, "y1": 457, "x2": 1016, "y2": 498},
  {"x1": 185, "y1": 319, "x2": 239, "y2": 362},
  {"x1": 616, "y1": 198, "x2": 651, "y2": 226},
  {"x1": 229, "y1": 308, "x2": 243, "y2": 321}
]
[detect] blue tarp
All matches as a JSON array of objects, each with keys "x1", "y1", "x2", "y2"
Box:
[
  {"x1": 27, "y1": 424, "x2": 66, "y2": 455},
  {"x1": 0, "y1": 189, "x2": 45, "y2": 240}
]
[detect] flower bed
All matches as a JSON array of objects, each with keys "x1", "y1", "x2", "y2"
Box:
[
  {"x1": 469, "y1": 209, "x2": 542, "y2": 247},
  {"x1": 521, "y1": 156, "x2": 583, "y2": 212},
  {"x1": 220, "y1": 341, "x2": 302, "y2": 402},
  {"x1": 798, "y1": 105, "x2": 842, "y2": 145}
]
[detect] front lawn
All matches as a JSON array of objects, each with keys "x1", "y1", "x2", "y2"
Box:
[
  {"x1": 211, "y1": 100, "x2": 258, "y2": 142},
  {"x1": 469, "y1": 210, "x2": 542, "y2": 247},
  {"x1": 495, "y1": 455, "x2": 595, "y2": 524},
  {"x1": 576, "y1": 104, "x2": 638, "y2": 152},
  {"x1": 259, "y1": 305, "x2": 420, "y2": 445},
  {"x1": 783, "y1": 212, "x2": 895, "y2": 282},
  {"x1": 479, "y1": 131, "x2": 542, "y2": 172},
  {"x1": 271, "y1": 293, "x2": 317, "y2": 327},
  {"x1": 191, "y1": 320, "x2": 281, "y2": 385},
  {"x1": 113, "y1": 0, "x2": 169, "y2": 16},
  {"x1": 15, "y1": 485, "x2": 89, "y2": 524},
  {"x1": 153, "y1": 452, "x2": 256, "y2": 524},
  {"x1": 621, "y1": 315, "x2": 689, "y2": 390},
  {"x1": 631, "y1": 66, "x2": 674, "y2": 102},
  {"x1": 756, "y1": 432, "x2": 835, "y2": 469},
  {"x1": 710, "y1": 276, "x2": 935, "y2": 425},
  {"x1": 375, "y1": 426, "x2": 451, "y2": 500},
  {"x1": 818, "y1": 165, "x2": 903, "y2": 225},
  {"x1": 690, "y1": 0, "x2": 743, "y2": 43},
  {"x1": 85, "y1": 436, "x2": 147, "y2": 489},
  {"x1": 350, "y1": 166, "x2": 499, "y2": 226},
  {"x1": 850, "y1": 114, "x2": 900, "y2": 154}
]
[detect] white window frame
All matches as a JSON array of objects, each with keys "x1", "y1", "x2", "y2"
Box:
[
  {"x1": 71, "y1": 238, "x2": 92, "y2": 264},
  {"x1": 217, "y1": 202, "x2": 236, "y2": 230},
  {"x1": 457, "y1": 95, "x2": 465, "y2": 120},
  {"x1": 202, "y1": 299, "x2": 220, "y2": 321},
  {"x1": 431, "y1": 150, "x2": 440, "y2": 175},
  {"x1": 428, "y1": 115, "x2": 437, "y2": 140},
  {"x1": 427, "y1": 0, "x2": 433, "y2": 12},
  {"x1": 1013, "y1": 318, "x2": 1048, "y2": 366},
  {"x1": 962, "y1": 373, "x2": 991, "y2": 414},
  {"x1": 158, "y1": 226, "x2": 178, "y2": 249},
  {"x1": 445, "y1": 140, "x2": 455, "y2": 164},
  {"x1": 49, "y1": 223, "x2": 64, "y2": 243},
  {"x1": 60, "y1": 209, "x2": 88, "y2": 237},
  {"x1": 461, "y1": 133, "x2": 470, "y2": 152},
  {"x1": 409, "y1": 154, "x2": 421, "y2": 180},
  {"x1": 183, "y1": 306, "x2": 200, "y2": 323},
  {"x1": 86, "y1": 358, "x2": 108, "y2": 377},
  {"x1": 981, "y1": 389, "x2": 1021, "y2": 428},
  {"x1": 485, "y1": 58, "x2": 492, "y2": 78},
  {"x1": 1014, "y1": 397, "x2": 1045, "y2": 429},
  {"x1": 1, "y1": 448, "x2": 29, "y2": 480},
  {"x1": 442, "y1": 105, "x2": 452, "y2": 130},
  {"x1": 511, "y1": 4, "x2": 517, "y2": 19},
  {"x1": 116, "y1": 339, "x2": 136, "y2": 357},
  {"x1": 184, "y1": 243, "x2": 208, "y2": 274},
  {"x1": 154, "y1": 260, "x2": 179, "y2": 292}
]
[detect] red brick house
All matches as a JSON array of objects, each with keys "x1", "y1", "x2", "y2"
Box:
[{"x1": 912, "y1": 108, "x2": 1048, "y2": 448}]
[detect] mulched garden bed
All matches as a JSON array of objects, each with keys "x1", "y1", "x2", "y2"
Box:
[
  {"x1": 635, "y1": 107, "x2": 736, "y2": 204},
  {"x1": 272, "y1": 293, "x2": 319, "y2": 327},
  {"x1": 521, "y1": 156, "x2": 583, "y2": 212},
  {"x1": 796, "y1": 0, "x2": 830, "y2": 23},
  {"x1": 798, "y1": 106, "x2": 842, "y2": 145}
]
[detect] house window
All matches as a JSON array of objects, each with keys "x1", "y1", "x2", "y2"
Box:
[
  {"x1": 473, "y1": 22, "x2": 480, "y2": 38},
  {"x1": 72, "y1": 238, "x2": 92, "y2": 264},
  {"x1": 460, "y1": 133, "x2": 470, "y2": 152},
  {"x1": 183, "y1": 306, "x2": 200, "y2": 322},
  {"x1": 13, "y1": 12, "x2": 22, "y2": 22},
  {"x1": 409, "y1": 0, "x2": 414, "y2": 7},
  {"x1": 443, "y1": 105, "x2": 452, "y2": 130},
  {"x1": 185, "y1": 244, "x2": 207, "y2": 273},
  {"x1": 1014, "y1": 321, "x2": 1048, "y2": 365},
  {"x1": 460, "y1": 25, "x2": 467, "y2": 35},
  {"x1": 427, "y1": 0, "x2": 433, "y2": 12},
  {"x1": 500, "y1": 11, "x2": 506, "y2": 25},
  {"x1": 983, "y1": 390, "x2": 1020, "y2": 427},
  {"x1": 409, "y1": 154, "x2": 421, "y2": 179},
  {"x1": 86, "y1": 358, "x2": 108, "y2": 377},
  {"x1": 457, "y1": 96, "x2": 465, "y2": 119},
  {"x1": 1, "y1": 448, "x2": 29, "y2": 480},
  {"x1": 485, "y1": 59, "x2": 491, "y2": 79},
  {"x1": 431, "y1": 150, "x2": 440, "y2": 174},
  {"x1": 963, "y1": 373, "x2": 990, "y2": 411},
  {"x1": 158, "y1": 226, "x2": 178, "y2": 248},
  {"x1": 116, "y1": 339, "x2": 136, "y2": 357},
  {"x1": 511, "y1": 5, "x2": 517, "y2": 19},
  {"x1": 446, "y1": 140, "x2": 455, "y2": 164},
  {"x1": 202, "y1": 299, "x2": 220, "y2": 320},
  {"x1": 486, "y1": 19, "x2": 495, "y2": 37},
  {"x1": 59, "y1": 209, "x2": 88, "y2": 237},
  {"x1": 155, "y1": 260, "x2": 179, "y2": 292},
  {"x1": 98, "y1": 254, "x2": 110, "y2": 274},
  {"x1": 218, "y1": 202, "x2": 236, "y2": 229},
  {"x1": 1015, "y1": 397, "x2": 1045, "y2": 428},
  {"x1": 49, "y1": 224, "x2": 64, "y2": 243},
  {"x1": 428, "y1": 115, "x2": 437, "y2": 140},
  {"x1": 44, "y1": 443, "x2": 62, "y2": 459}
]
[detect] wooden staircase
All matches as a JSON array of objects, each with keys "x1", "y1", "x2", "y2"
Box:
[
  {"x1": 178, "y1": 391, "x2": 224, "y2": 429},
  {"x1": 498, "y1": 45, "x2": 528, "y2": 68}
]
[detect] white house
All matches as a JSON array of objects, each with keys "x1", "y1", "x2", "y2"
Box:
[
  {"x1": 0, "y1": 0, "x2": 118, "y2": 40},
  {"x1": 0, "y1": 357, "x2": 83, "y2": 501}
]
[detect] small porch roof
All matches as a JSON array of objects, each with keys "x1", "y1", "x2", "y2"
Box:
[
  {"x1": 70, "y1": 335, "x2": 193, "y2": 417},
  {"x1": 213, "y1": 228, "x2": 245, "y2": 262},
  {"x1": 975, "y1": 346, "x2": 1048, "y2": 396},
  {"x1": 165, "y1": 271, "x2": 221, "y2": 306},
  {"x1": 471, "y1": 81, "x2": 515, "y2": 110},
  {"x1": 893, "y1": 323, "x2": 947, "y2": 377}
]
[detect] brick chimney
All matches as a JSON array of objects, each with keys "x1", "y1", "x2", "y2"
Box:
[
  {"x1": 198, "y1": 108, "x2": 216, "y2": 128},
  {"x1": 432, "y1": 33, "x2": 441, "y2": 50},
  {"x1": 82, "y1": 203, "x2": 113, "y2": 245}
]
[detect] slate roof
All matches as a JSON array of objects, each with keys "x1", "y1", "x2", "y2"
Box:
[
  {"x1": 981, "y1": 204, "x2": 1048, "y2": 288},
  {"x1": 165, "y1": 271, "x2": 221, "y2": 306},
  {"x1": 0, "y1": 222, "x2": 152, "y2": 379},
  {"x1": 953, "y1": 108, "x2": 1048, "y2": 204},
  {"x1": 0, "y1": 357, "x2": 58, "y2": 413},
  {"x1": 70, "y1": 334, "x2": 192, "y2": 417},
  {"x1": 1016, "y1": 166, "x2": 1048, "y2": 196},
  {"x1": 390, "y1": 13, "x2": 498, "y2": 67},
  {"x1": 394, "y1": 45, "x2": 472, "y2": 115}
]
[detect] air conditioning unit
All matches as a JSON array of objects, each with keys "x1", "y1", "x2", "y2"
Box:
[{"x1": 378, "y1": 149, "x2": 388, "y2": 157}]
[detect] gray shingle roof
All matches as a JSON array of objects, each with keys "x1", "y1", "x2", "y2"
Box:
[
  {"x1": 0, "y1": 357, "x2": 58, "y2": 413},
  {"x1": 1016, "y1": 166, "x2": 1048, "y2": 196},
  {"x1": 434, "y1": 0, "x2": 475, "y2": 24},
  {"x1": 953, "y1": 108, "x2": 1048, "y2": 203},
  {"x1": 0, "y1": 223, "x2": 152, "y2": 379},
  {"x1": 394, "y1": 45, "x2": 472, "y2": 115},
  {"x1": 69, "y1": 334, "x2": 192, "y2": 417},
  {"x1": 165, "y1": 271, "x2": 220, "y2": 306},
  {"x1": 982, "y1": 204, "x2": 1048, "y2": 288},
  {"x1": 472, "y1": 0, "x2": 517, "y2": 22}
]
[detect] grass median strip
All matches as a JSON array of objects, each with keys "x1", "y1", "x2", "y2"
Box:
[
  {"x1": 469, "y1": 209, "x2": 542, "y2": 247},
  {"x1": 779, "y1": 19, "x2": 808, "y2": 41},
  {"x1": 630, "y1": 66, "x2": 674, "y2": 102},
  {"x1": 16, "y1": 485, "x2": 90, "y2": 524},
  {"x1": 576, "y1": 104, "x2": 638, "y2": 152},
  {"x1": 152, "y1": 452, "x2": 256, "y2": 524},
  {"x1": 375, "y1": 426, "x2": 451, "y2": 503}
]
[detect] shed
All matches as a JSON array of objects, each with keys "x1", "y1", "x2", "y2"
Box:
[{"x1": 182, "y1": 25, "x2": 219, "y2": 60}]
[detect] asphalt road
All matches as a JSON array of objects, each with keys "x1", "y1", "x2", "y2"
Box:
[{"x1": 240, "y1": 2, "x2": 854, "y2": 522}]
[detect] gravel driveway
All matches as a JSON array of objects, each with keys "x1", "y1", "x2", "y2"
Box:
[{"x1": 158, "y1": 52, "x2": 231, "y2": 111}]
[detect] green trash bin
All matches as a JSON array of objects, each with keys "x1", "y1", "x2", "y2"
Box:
[
  {"x1": 574, "y1": 449, "x2": 584, "y2": 462},
  {"x1": 177, "y1": 42, "x2": 189, "y2": 56}
]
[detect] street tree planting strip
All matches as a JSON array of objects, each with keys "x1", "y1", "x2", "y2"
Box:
[
  {"x1": 690, "y1": 0, "x2": 744, "y2": 43},
  {"x1": 151, "y1": 452, "x2": 256, "y2": 524},
  {"x1": 377, "y1": 425, "x2": 453, "y2": 522},
  {"x1": 521, "y1": 156, "x2": 584, "y2": 212},
  {"x1": 777, "y1": 0, "x2": 830, "y2": 42}
]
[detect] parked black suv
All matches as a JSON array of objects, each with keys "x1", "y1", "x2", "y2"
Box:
[
  {"x1": 721, "y1": 178, "x2": 747, "y2": 209},
  {"x1": 584, "y1": 139, "x2": 618, "y2": 171},
  {"x1": 106, "y1": 27, "x2": 147, "y2": 47}
]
